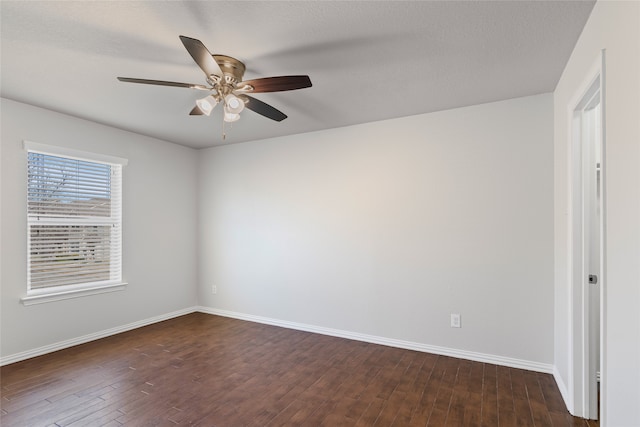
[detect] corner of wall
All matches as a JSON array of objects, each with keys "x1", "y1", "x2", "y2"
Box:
[{"x1": 553, "y1": 365, "x2": 573, "y2": 414}]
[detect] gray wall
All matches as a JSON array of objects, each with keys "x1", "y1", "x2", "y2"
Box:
[
  {"x1": 1, "y1": 98, "x2": 199, "y2": 359},
  {"x1": 198, "y1": 94, "x2": 555, "y2": 367},
  {"x1": 553, "y1": 1, "x2": 640, "y2": 424}
]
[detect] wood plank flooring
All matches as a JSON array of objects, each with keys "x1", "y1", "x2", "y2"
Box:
[{"x1": 1, "y1": 313, "x2": 598, "y2": 426}]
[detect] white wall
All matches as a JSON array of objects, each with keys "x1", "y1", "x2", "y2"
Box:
[
  {"x1": 0, "y1": 98, "x2": 199, "y2": 360},
  {"x1": 553, "y1": 1, "x2": 640, "y2": 425},
  {"x1": 198, "y1": 94, "x2": 554, "y2": 366}
]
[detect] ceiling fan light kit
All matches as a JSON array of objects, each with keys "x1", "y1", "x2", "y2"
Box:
[{"x1": 117, "y1": 35, "x2": 312, "y2": 139}]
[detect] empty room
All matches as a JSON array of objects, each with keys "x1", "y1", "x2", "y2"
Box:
[{"x1": 1, "y1": 1, "x2": 638, "y2": 426}]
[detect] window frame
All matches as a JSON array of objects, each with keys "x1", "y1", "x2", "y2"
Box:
[{"x1": 21, "y1": 141, "x2": 128, "y2": 305}]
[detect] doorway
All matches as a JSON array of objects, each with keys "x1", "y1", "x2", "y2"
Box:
[{"x1": 570, "y1": 52, "x2": 605, "y2": 421}]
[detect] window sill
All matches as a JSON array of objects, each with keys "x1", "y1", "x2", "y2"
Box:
[{"x1": 21, "y1": 282, "x2": 127, "y2": 306}]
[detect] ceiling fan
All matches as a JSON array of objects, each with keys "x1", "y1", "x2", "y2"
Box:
[{"x1": 118, "y1": 35, "x2": 312, "y2": 124}]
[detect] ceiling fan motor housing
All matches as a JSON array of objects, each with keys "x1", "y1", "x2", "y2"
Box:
[{"x1": 212, "y1": 55, "x2": 246, "y2": 85}]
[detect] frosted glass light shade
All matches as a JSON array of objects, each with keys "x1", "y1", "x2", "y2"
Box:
[
  {"x1": 225, "y1": 94, "x2": 245, "y2": 114},
  {"x1": 196, "y1": 95, "x2": 218, "y2": 116},
  {"x1": 224, "y1": 112, "x2": 240, "y2": 122}
]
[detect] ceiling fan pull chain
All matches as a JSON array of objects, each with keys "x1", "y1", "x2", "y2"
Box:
[{"x1": 222, "y1": 114, "x2": 226, "y2": 141}]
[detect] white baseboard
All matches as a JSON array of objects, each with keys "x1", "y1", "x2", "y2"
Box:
[
  {"x1": 1, "y1": 305, "x2": 555, "y2": 376},
  {"x1": 0, "y1": 306, "x2": 198, "y2": 366},
  {"x1": 197, "y1": 306, "x2": 554, "y2": 374},
  {"x1": 553, "y1": 365, "x2": 573, "y2": 413}
]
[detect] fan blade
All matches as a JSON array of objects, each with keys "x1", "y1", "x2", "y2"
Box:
[
  {"x1": 239, "y1": 75, "x2": 312, "y2": 93},
  {"x1": 117, "y1": 77, "x2": 208, "y2": 90},
  {"x1": 244, "y1": 96, "x2": 287, "y2": 122},
  {"x1": 179, "y1": 35, "x2": 223, "y2": 78},
  {"x1": 189, "y1": 105, "x2": 204, "y2": 115}
]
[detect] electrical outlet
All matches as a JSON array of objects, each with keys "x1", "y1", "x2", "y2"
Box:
[
  {"x1": 450, "y1": 313, "x2": 461, "y2": 328},
  {"x1": 212, "y1": 285, "x2": 217, "y2": 294}
]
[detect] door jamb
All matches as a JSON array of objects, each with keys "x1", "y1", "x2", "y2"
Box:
[{"x1": 567, "y1": 49, "x2": 606, "y2": 422}]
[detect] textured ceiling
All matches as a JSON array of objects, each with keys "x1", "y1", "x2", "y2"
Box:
[{"x1": 1, "y1": 1, "x2": 595, "y2": 149}]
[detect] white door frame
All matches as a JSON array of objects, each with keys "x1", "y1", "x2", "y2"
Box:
[{"x1": 567, "y1": 50, "x2": 606, "y2": 422}]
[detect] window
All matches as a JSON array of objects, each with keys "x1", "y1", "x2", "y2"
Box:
[{"x1": 22, "y1": 142, "x2": 127, "y2": 305}]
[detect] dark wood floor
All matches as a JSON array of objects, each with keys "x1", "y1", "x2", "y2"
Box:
[{"x1": 1, "y1": 313, "x2": 598, "y2": 426}]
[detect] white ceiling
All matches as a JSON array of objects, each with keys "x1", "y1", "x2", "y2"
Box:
[{"x1": 1, "y1": 1, "x2": 595, "y2": 149}]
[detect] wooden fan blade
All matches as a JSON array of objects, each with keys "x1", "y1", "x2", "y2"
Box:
[
  {"x1": 179, "y1": 35, "x2": 223, "y2": 78},
  {"x1": 244, "y1": 96, "x2": 287, "y2": 122},
  {"x1": 189, "y1": 105, "x2": 204, "y2": 115},
  {"x1": 239, "y1": 75, "x2": 312, "y2": 93},
  {"x1": 117, "y1": 77, "x2": 208, "y2": 90}
]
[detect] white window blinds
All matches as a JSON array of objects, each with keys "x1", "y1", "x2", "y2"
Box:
[{"x1": 26, "y1": 147, "x2": 124, "y2": 291}]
